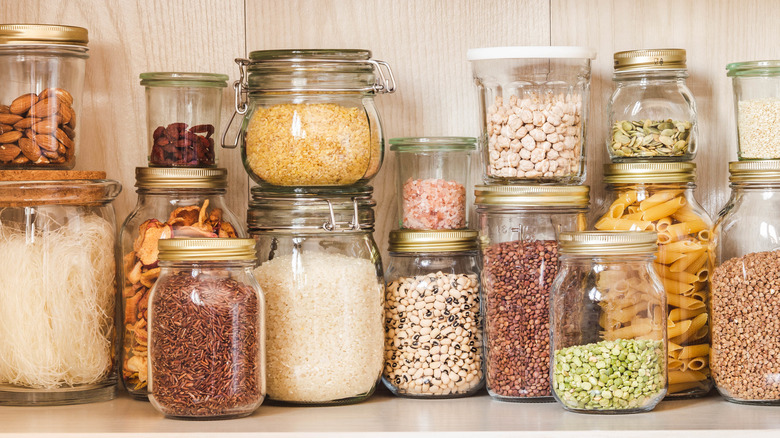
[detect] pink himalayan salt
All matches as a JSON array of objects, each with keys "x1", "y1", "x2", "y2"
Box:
[{"x1": 402, "y1": 178, "x2": 466, "y2": 230}]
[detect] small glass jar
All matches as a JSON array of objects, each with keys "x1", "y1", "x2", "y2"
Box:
[
  {"x1": 711, "y1": 161, "x2": 780, "y2": 404},
  {"x1": 141, "y1": 72, "x2": 228, "y2": 167},
  {"x1": 607, "y1": 49, "x2": 697, "y2": 161},
  {"x1": 467, "y1": 46, "x2": 596, "y2": 184},
  {"x1": 726, "y1": 61, "x2": 780, "y2": 159},
  {"x1": 475, "y1": 184, "x2": 589, "y2": 402},
  {"x1": 383, "y1": 229, "x2": 484, "y2": 398},
  {"x1": 551, "y1": 231, "x2": 668, "y2": 414},
  {"x1": 223, "y1": 49, "x2": 396, "y2": 188},
  {"x1": 0, "y1": 24, "x2": 89, "y2": 169},
  {"x1": 148, "y1": 238, "x2": 265, "y2": 419},
  {"x1": 390, "y1": 137, "x2": 475, "y2": 230},
  {"x1": 593, "y1": 162, "x2": 713, "y2": 398},
  {"x1": 0, "y1": 171, "x2": 120, "y2": 405},
  {"x1": 119, "y1": 167, "x2": 245, "y2": 399},
  {"x1": 248, "y1": 186, "x2": 384, "y2": 405}
]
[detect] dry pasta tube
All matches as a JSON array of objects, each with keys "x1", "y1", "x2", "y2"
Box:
[
  {"x1": 666, "y1": 293, "x2": 705, "y2": 310},
  {"x1": 639, "y1": 190, "x2": 683, "y2": 210},
  {"x1": 641, "y1": 196, "x2": 686, "y2": 221},
  {"x1": 595, "y1": 217, "x2": 654, "y2": 231},
  {"x1": 667, "y1": 319, "x2": 692, "y2": 338},
  {"x1": 602, "y1": 319, "x2": 653, "y2": 340},
  {"x1": 669, "y1": 369, "x2": 707, "y2": 384},
  {"x1": 669, "y1": 307, "x2": 705, "y2": 322},
  {"x1": 671, "y1": 204, "x2": 702, "y2": 223},
  {"x1": 681, "y1": 357, "x2": 708, "y2": 372},
  {"x1": 668, "y1": 381, "x2": 705, "y2": 394}
]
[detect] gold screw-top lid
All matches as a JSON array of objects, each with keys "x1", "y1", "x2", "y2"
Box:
[
  {"x1": 158, "y1": 238, "x2": 257, "y2": 261},
  {"x1": 729, "y1": 160, "x2": 780, "y2": 183},
  {"x1": 135, "y1": 167, "x2": 228, "y2": 189},
  {"x1": 0, "y1": 24, "x2": 88, "y2": 46},
  {"x1": 474, "y1": 185, "x2": 589, "y2": 207},
  {"x1": 388, "y1": 229, "x2": 479, "y2": 253},
  {"x1": 614, "y1": 49, "x2": 686, "y2": 72},
  {"x1": 603, "y1": 162, "x2": 696, "y2": 184},
  {"x1": 558, "y1": 231, "x2": 658, "y2": 255}
]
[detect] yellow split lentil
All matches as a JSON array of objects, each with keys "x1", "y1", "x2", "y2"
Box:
[{"x1": 245, "y1": 103, "x2": 377, "y2": 186}]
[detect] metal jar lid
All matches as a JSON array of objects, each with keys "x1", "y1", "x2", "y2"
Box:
[
  {"x1": 728, "y1": 160, "x2": 780, "y2": 183},
  {"x1": 157, "y1": 238, "x2": 256, "y2": 261},
  {"x1": 603, "y1": 162, "x2": 696, "y2": 184},
  {"x1": 388, "y1": 229, "x2": 479, "y2": 253},
  {"x1": 135, "y1": 167, "x2": 228, "y2": 189},
  {"x1": 614, "y1": 49, "x2": 686, "y2": 72},
  {"x1": 0, "y1": 24, "x2": 88, "y2": 47},
  {"x1": 558, "y1": 231, "x2": 658, "y2": 255},
  {"x1": 474, "y1": 185, "x2": 589, "y2": 207},
  {"x1": 139, "y1": 72, "x2": 228, "y2": 88}
]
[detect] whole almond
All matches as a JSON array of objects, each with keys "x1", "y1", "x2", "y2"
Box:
[
  {"x1": 12, "y1": 155, "x2": 29, "y2": 164},
  {"x1": 0, "y1": 124, "x2": 12, "y2": 134},
  {"x1": 0, "y1": 131, "x2": 23, "y2": 143},
  {"x1": 0, "y1": 145, "x2": 21, "y2": 162},
  {"x1": 34, "y1": 155, "x2": 50, "y2": 164},
  {"x1": 32, "y1": 118, "x2": 58, "y2": 134},
  {"x1": 55, "y1": 129, "x2": 74, "y2": 149},
  {"x1": 24, "y1": 129, "x2": 34, "y2": 139},
  {"x1": 18, "y1": 137, "x2": 41, "y2": 161},
  {"x1": 0, "y1": 105, "x2": 9, "y2": 114},
  {"x1": 52, "y1": 155, "x2": 66, "y2": 164},
  {"x1": 35, "y1": 134, "x2": 59, "y2": 152},
  {"x1": 41, "y1": 148, "x2": 59, "y2": 159},
  {"x1": 58, "y1": 104, "x2": 73, "y2": 124},
  {"x1": 61, "y1": 125, "x2": 75, "y2": 139},
  {"x1": 29, "y1": 98, "x2": 59, "y2": 118},
  {"x1": 14, "y1": 117, "x2": 39, "y2": 130},
  {"x1": 57, "y1": 142, "x2": 67, "y2": 155},
  {"x1": 39, "y1": 88, "x2": 73, "y2": 106},
  {"x1": 67, "y1": 108, "x2": 76, "y2": 128},
  {"x1": 9, "y1": 93, "x2": 39, "y2": 115},
  {"x1": 0, "y1": 114, "x2": 22, "y2": 125}
]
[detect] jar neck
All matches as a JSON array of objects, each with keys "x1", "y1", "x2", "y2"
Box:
[
  {"x1": 475, "y1": 205, "x2": 588, "y2": 214},
  {"x1": 614, "y1": 69, "x2": 688, "y2": 84},
  {"x1": 730, "y1": 181, "x2": 780, "y2": 190},
  {"x1": 137, "y1": 187, "x2": 227, "y2": 196},
  {"x1": 160, "y1": 260, "x2": 254, "y2": 269},
  {"x1": 606, "y1": 181, "x2": 694, "y2": 191},
  {"x1": 389, "y1": 250, "x2": 478, "y2": 258},
  {"x1": 560, "y1": 253, "x2": 656, "y2": 263}
]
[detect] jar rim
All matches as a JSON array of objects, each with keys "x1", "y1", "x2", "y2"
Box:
[
  {"x1": 603, "y1": 162, "x2": 696, "y2": 184},
  {"x1": 135, "y1": 167, "x2": 228, "y2": 189},
  {"x1": 729, "y1": 160, "x2": 780, "y2": 182},
  {"x1": 389, "y1": 137, "x2": 476, "y2": 152},
  {"x1": 726, "y1": 60, "x2": 780, "y2": 77},
  {"x1": 139, "y1": 72, "x2": 228, "y2": 88},
  {"x1": 249, "y1": 49, "x2": 372, "y2": 61},
  {"x1": 0, "y1": 178, "x2": 121, "y2": 206},
  {"x1": 158, "y1": 238, "x2": 257, "y2": 261},
  {"x1": 467, "y1": 46, "x2": 596, "y2": 61},
  {"x1": 474, "y1": 184, "x2": 589, "y2": 207},
  {"x1": 558, "y1": 231, "x2": 658, "y2": 255},
  {"x1": 388, "y1": 229, "x2": 479, "y2": 252},
  {"x1": 0, "y1": 24, "x2": 88, "y2": 47}
]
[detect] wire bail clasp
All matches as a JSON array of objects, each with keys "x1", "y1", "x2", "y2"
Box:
[{"x1": 221, "y1": 58, "x2": 251, "y2": 149}]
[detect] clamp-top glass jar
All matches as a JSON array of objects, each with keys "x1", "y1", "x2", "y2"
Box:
[
  {"x1": 607, "y1": 49, "x2": 697, "y2": 161},
  {"x1": 726, "y1": 61, "x2": 780, "y2": 159},
  {"x1": 223, "y1": 50, "x2": 396, "y2": 189},
  {"x1": 248, "y1": 186, "x2": 384, "y2": 405}
]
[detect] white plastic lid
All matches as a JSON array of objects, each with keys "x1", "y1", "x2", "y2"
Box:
[{"x1": 467, "y1": 46, "x2": 597, "y2": 61}]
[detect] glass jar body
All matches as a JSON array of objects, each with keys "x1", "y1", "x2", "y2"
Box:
[
  {"x1": 147, "y1": 260, "x2": 265, "y2": 419},
  {"x1": 607, "y1": 71, "x2": 697, "y2": 161},
  {"x1": 0, "y1": 45, "x2": 87, "y2": 169},
  {"x1": 477, "y1": 205, "x2": 586, "y2": 401},
  {"x1": 550, "y1": 254, "x2": 668, "y2": 413},
  {"x1": 711, "y1": 182, "x2": 780, "y2": 404},
  {"x1": 594, "y1": 181, "x2": 713, "y2": 398},
  {"x1": 383, "y1": 250, "x2": 484, "y2": 398},
  {"x1": 119, "y1": 187, "x2": 245, "y2": 398},
  {"x1": 727, "y1": 62, "x2": 780, "y2": 159}
]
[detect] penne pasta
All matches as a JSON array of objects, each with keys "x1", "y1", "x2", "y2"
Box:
[
  {"x1": 669, "y1": 369, "x2": 707, "y2": 384},
  {"x1": 678, "y1": 344, "x2": 709, "y2": 360},
  {"x1": 641, "y1": 196, "x2": 687, "y2": 221},
  {"x1": 666, "y1": 293, "x2": 706, "y2": 310},
  {"x1": 639, "y1": 190, "x2": 683, "y2": 211},
  {"x1": 669, "y1": 307, "x2": 705, "y2": 322},
  {"x1": 668, "y1": 319, "x2": 693, "y2": 338},
  {"x1": 669, "y1": 248, "x2": 706, "y2": 273},
  {"x1": 595, "y1": 216, "x2": 655, "y2": 231}
]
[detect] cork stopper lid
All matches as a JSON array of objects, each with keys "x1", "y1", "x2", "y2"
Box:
[{"x1": 0, "y1": 170, "x2": 121, "y2": 206}]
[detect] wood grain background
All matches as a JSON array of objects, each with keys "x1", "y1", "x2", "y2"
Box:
[{"x1": 3, "y1": 0, "x2": 774, "y2": 257}]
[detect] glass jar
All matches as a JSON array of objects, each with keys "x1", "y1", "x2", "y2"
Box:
[
  {"x1": 467, "y1": 46, "x2": 596, "y2": 184},
  {"x1": 475, "y1": 184, "x2": 589, "y2": 402},
  {"x1": 0, "y1": 24, "x2": 89, "y2": 169},
  {"x1": 551, "y1": 231, "x2": 668, "y2": 414},
  {"x1": 248, "y1": 186, "x2": 384, "y2": 404},
  {"x1": 119, "y1": 167, "x2": 246, "y2": 399},
  {"x1": 383, "y1": 229, "x2": 484, "y2": 398},
  {"x1": 148, "y1": 238, "x2": 265, "y2": 419},
  {"x1": 141, "y1": 72, "x2": 228, "y2": 167},
  {"x1": 0, "y1": 171, "x2": 120, "y2": 405},
  {"x1": 726, "y1": 61, "x2": 780, "y2": 159},
  {"x1": 711, "y1": 161, "x2": 780, "y2": 404},
  {"x1": 593, "y1": 162, "x2": 713, "y2": 398},
  {"x1": 607, "y1": 49, "x2": 697, "y2": 161},
  {"x1": 223, "y1": 49, "x2": 396, "y2": 188},
  {"x1": 390, "y1": 137, "x2": 475, "y2": 230}
]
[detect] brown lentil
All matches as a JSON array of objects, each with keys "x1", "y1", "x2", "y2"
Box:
[{"x1": 482, "y1": 239, "x2": 558, "y2": 399}]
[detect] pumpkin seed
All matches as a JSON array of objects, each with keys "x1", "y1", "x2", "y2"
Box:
[{"x1": 609, "y1": 119, "x2": 693, "y2": 158}]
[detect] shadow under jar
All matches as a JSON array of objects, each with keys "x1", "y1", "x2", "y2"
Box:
[
  {"x1": 248, "y1": 186, "x2": 384, "y2": 405},
  {"x1": 475, "y1": 184, "x2": 589, "y2": 402},
  {"x1": 383, "y1": 229, "x2": 484, "y2": 398},
  {"x1": 224, "y1": 49, "x2": 396, "y2": 189}
]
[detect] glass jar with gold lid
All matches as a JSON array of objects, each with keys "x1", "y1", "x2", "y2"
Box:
[
  {"x1": 593, "y1": 162, "x2": 713, "y2": 398},
  {"x1": 607, "y1": 49, "x2": 697, "y2": 161}
]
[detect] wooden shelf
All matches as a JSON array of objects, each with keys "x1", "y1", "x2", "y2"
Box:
[{"x1": 2, "y1": 387, "x2": 780, "y2": 437}]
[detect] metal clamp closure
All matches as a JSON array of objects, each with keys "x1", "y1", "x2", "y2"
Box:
[
  {"x1": 252, "y1": 196, "x2": 370, "y2": 232},
  {"x1": 221, "y1": 58, "x2": 250, "y2": 149}
]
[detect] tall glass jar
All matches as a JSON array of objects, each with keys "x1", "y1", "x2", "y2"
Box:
[
  {"x1": 0, "y1": 171, "x2": 120, "y2": 405},
  {"x1": 726, "y1": 61, "x2": 780, "y2": 159},
  {"x1": 0, "y1": 24, "x2": 89, "y2": 169},
  {"x1": 711, "y1": 161, "x2": 780, "y2": 404},
  {"x1": 475, "y1": 184, "x2": 589, "y2": 402},
  {"x1": 148, "y1": 238, "x2": 265, "y2": 419},
  {"x1": 607, "y1": 49, "x2": 697, "y2": 161},
  {"x1": 551, "y1": 231, "x2": 668, "y2": 414},
  {"x1": 119, "y1": 167, "x2": 245, "y2": 399},
  {"x1": 248, "y1": 186, "x2": 384, "y2": 405},
  {"x1": 223, "y1": 50, "x2": 396, "y2": 189},
  {"x1": 383, "y1": 229, "x2": 484, "y2": 398},
  {"x1": 593, "y1": 162, "x2": 713, "y2": 398}
]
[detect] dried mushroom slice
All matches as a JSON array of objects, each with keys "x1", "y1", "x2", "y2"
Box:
[{"x1": 136, "y1": 223, "x2": 173, "y2": 266}]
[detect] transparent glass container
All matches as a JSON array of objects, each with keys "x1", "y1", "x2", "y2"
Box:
[
  {"x1": 383, "y1": 229, "x2": 484, "y2": 398},
  {"x1": 711, "y1": 161, "x2": 780, "y2": 404},
  {"x1": 0, "y1": 24, "x2": 89, "y2": 169},
  {"x1": 223, "y1": 49, "x2": 396, "y2": 189},
  {"x1": 0, "y1": 171, "x2": 121, "y2": 405},
  {"x1": 726, "y1": 60, "x2": 780, "y2": 159},
  {"x1": 248, "y1": 186, "x2": 384, "y2": 405},
  {"x1": 593, "y1": 162, "x2": 713, "y2": 398},
  {"x1": 475, "y1": 184, "x2": 589, "y2": 402},
  {"x1": 551, "y1": 231, "x2": 668, "y2": 414},
  {"x1": 141, "y1": 72, "x2": 228, "y2": 167},
  {"x1": 390, "y1": 137, "x2": 475, "y2": 230},
  {"x1": 607, "y1": 49, "x2": 697, "y2": 161},
  {"x1": 467, "y1": 46, "x2": 596, "y2": 184},
  {"x1": 119, "y1": 167, "x2": 245, "y2": 399},
  {"x1": 148, "y1": 238, "x2": 265, "y2": 419}
]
